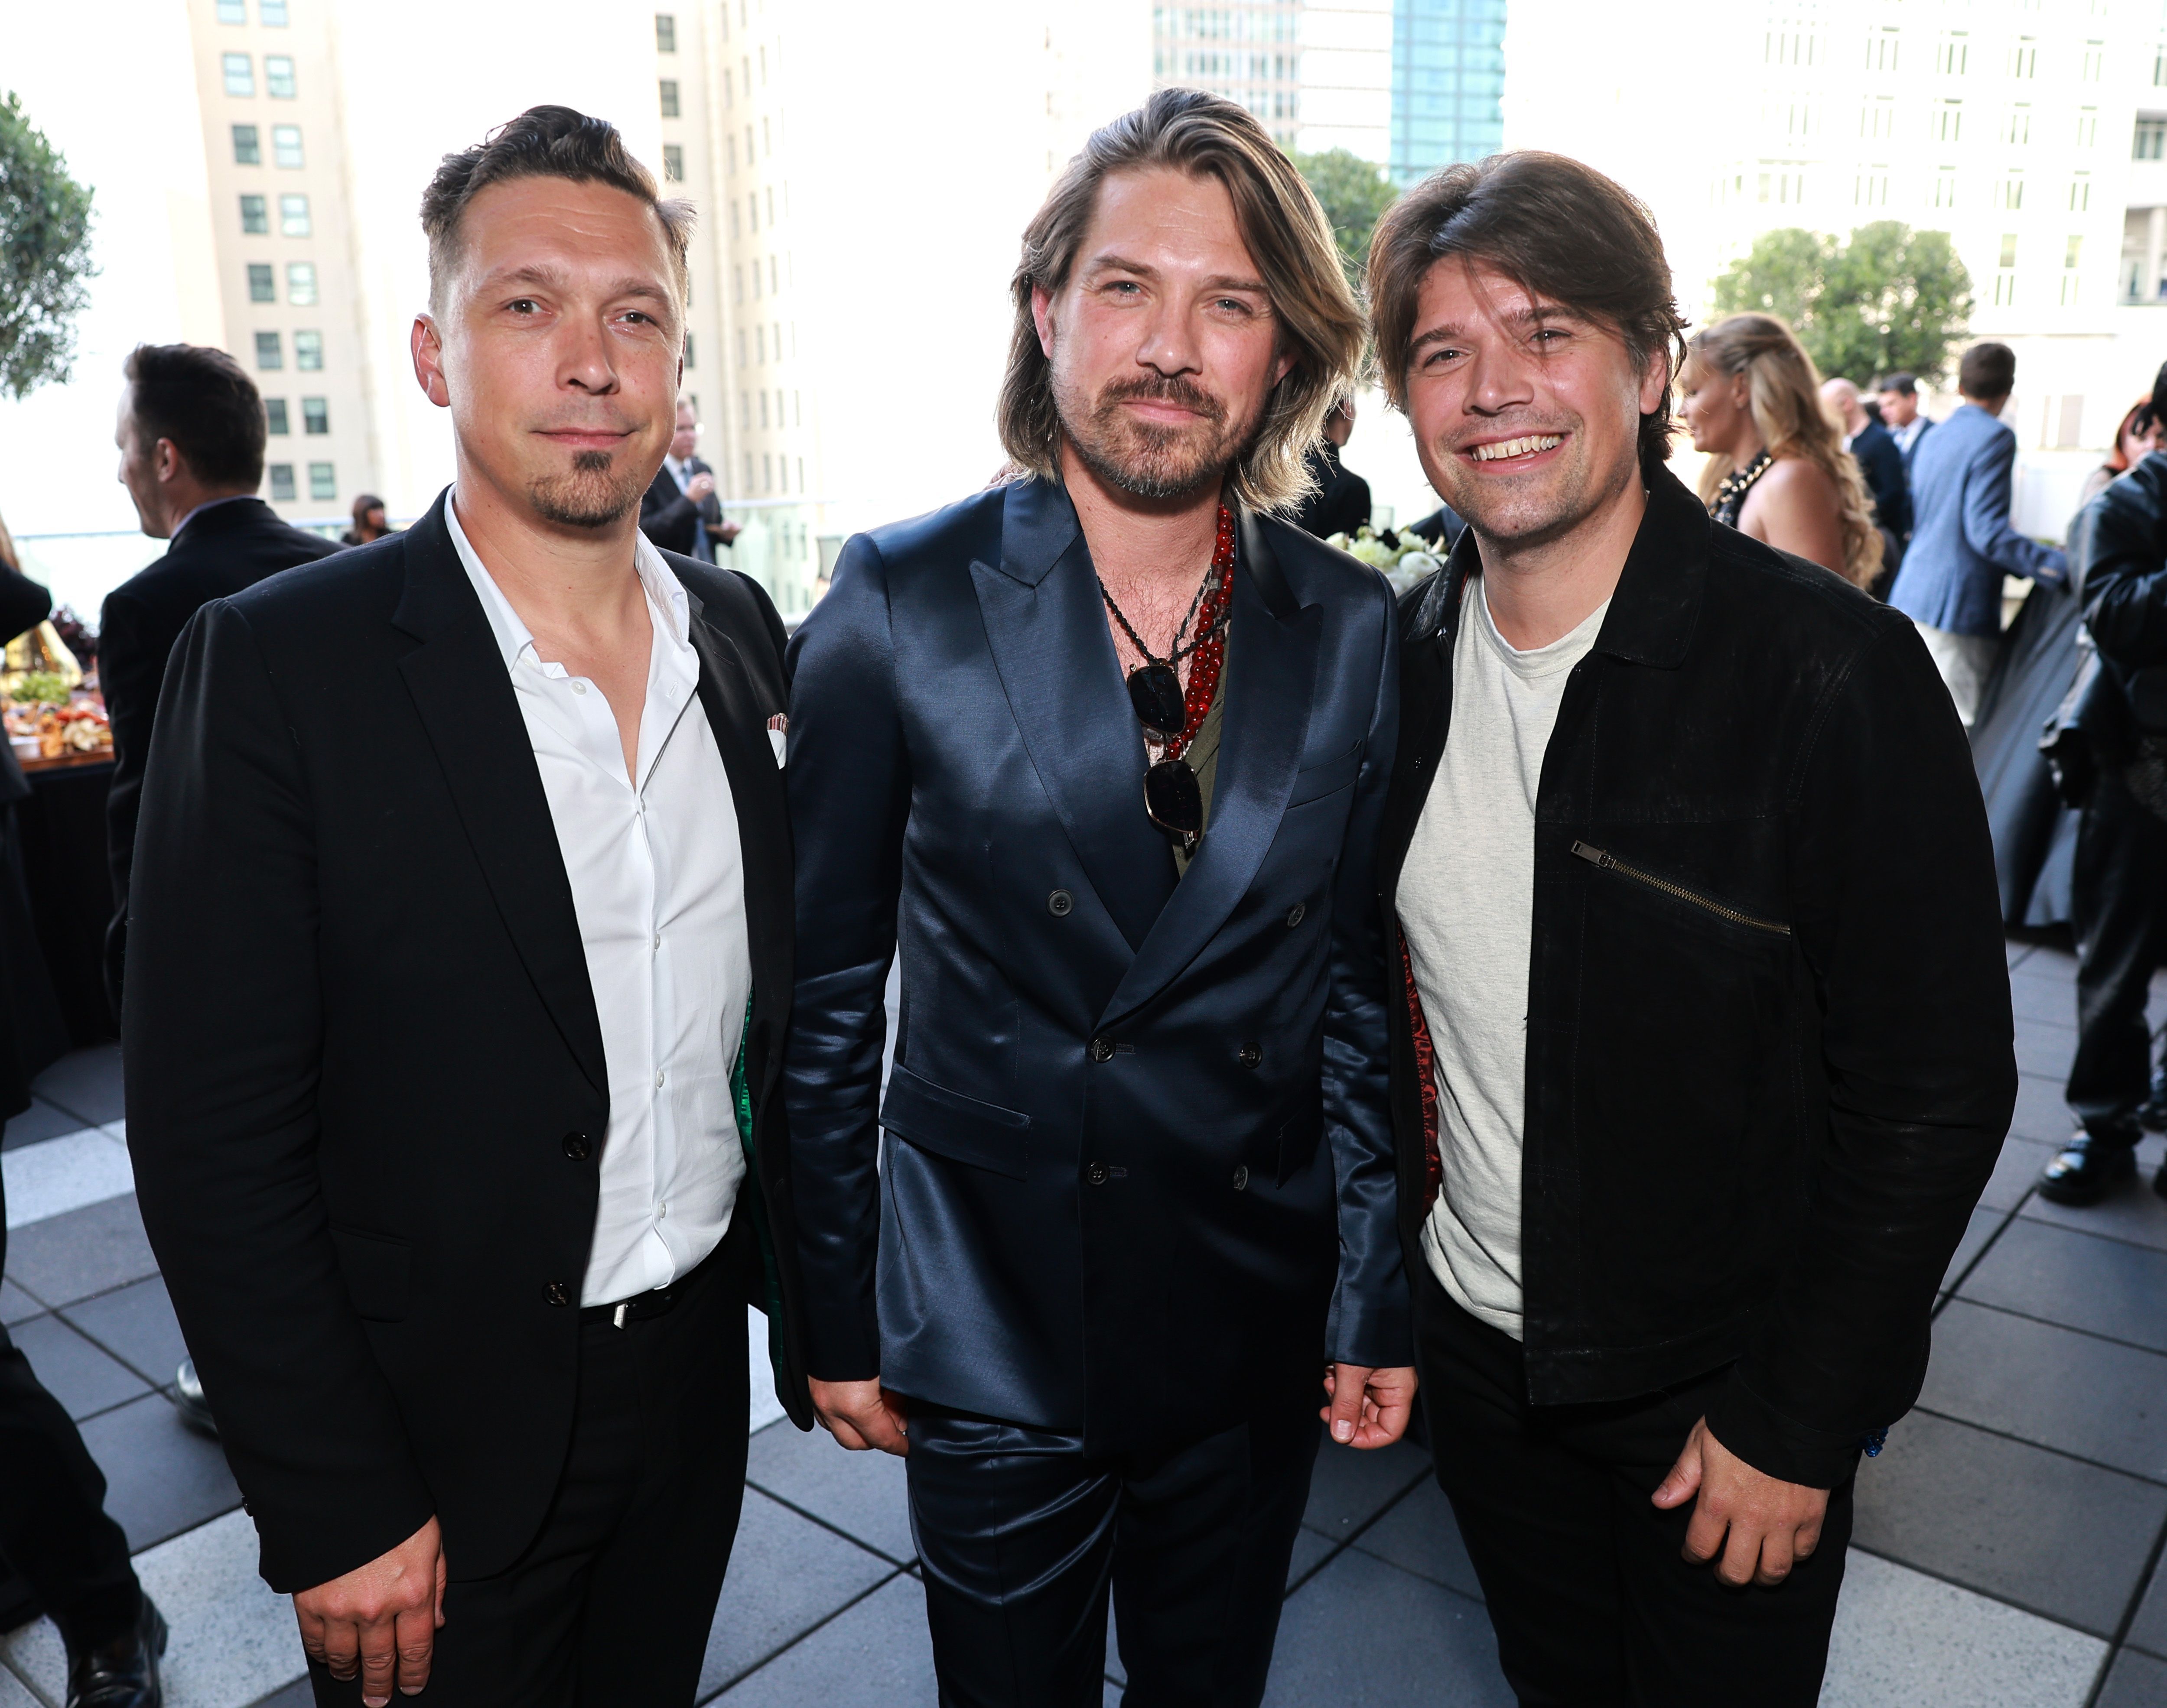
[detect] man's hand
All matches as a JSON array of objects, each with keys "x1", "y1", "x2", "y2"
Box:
[
  {"x1": 292, "y1": 1516, "x2": 445, "y2": 1706},
  {"x1": 687, "y1": 471, "x2": 717, "y2": 502},
  {"x1": 810, "y1": 1376, "x2": 908, "y2": 1456},
  {"x1": 1320, "y1": 1363, "x2": 1418, "y2": 1448},
  {"x1": 1651, "y1": 1417, "x2": 1829, "y2": 1588},
  {"x1": 716, "y1": 519, "x2": 742, "y2": 546}
]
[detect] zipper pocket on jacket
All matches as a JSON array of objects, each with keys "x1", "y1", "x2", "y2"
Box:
[{"x1": 1570, "y1": 841, "x2": 1792, "y2": 937}]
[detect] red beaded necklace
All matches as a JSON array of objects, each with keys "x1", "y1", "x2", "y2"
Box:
[{"x1": 1162, "y1": 506, "x2": 1235, "y2": 762}]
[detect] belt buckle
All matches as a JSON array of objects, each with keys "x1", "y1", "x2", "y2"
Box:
[{"x1": 612, "y1": 1301, "x2": 629, "y2": 1329}]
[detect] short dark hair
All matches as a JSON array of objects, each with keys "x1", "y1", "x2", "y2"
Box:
[
  {"x1": 1958, "y1": 342, "x2": 2017, "y2": 401},
  {"x1": 419, "y1": 105, "x2": 693, "y2": 313},
  {"x1": 1877, "y1": 372, "x2": 1918, "y2": 397},
  {"x1": 351, "y1": 493, "x2": 385, "y2": 524},
  {"x1": 123, "y1": 344, "x2": 265, "y2": 489},
  {"x1": 2150, "y1": 362, "x2": 2167, "y2": 427},
  {"x1": 1367, "y1": 151, "x2": 1688, "y2": 476}
]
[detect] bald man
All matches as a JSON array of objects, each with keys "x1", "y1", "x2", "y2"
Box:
[{"x1": 1824, "y1": 377, "x2": 1911, "y2": 555}]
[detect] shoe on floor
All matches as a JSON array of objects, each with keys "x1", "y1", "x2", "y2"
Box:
[
  {"x1": 65, "y1": 1594, "x2": 165, "y2": 1708},
  {"x1": 2037, "y1": 1132, "x2": 2138, "y2": 1206},
  {"x1": 173, "y1": 1358, "x2": 216, "y2": 1436}
]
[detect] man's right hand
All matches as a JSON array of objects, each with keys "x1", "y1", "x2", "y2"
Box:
[
  {"x1": 810, "y1": 1377, "x2": 908, "y2": 1456},
  {"x1": 687, "y1": 472, "x2": 717, "y2": 502},
  {"x1": 293, "y1": 1516, "x2": 446, "y2": 1706}
]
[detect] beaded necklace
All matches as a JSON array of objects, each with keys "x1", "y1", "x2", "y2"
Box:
[{"x1": 1711, "y1": 449, "x2": 1774, "y2": 529}]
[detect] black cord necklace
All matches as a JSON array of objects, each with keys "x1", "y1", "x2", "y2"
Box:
[{"x1": 1100, "y1": 558, "x2": 1227, "y2": 740}]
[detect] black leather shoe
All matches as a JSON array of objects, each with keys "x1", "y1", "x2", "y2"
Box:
[
  {"x1": 173, "y1": 1358, "x2": 216, "y2": 1436},
  {"x1": 2038, "y1": 1133, "x2": 2138, "y2": 1205},
  {"x1": 65, "y1": 1594, "x2": 165, "y2": 1708}
]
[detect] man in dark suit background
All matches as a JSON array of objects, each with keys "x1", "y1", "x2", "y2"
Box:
[
  {"x1": 1876, "y1": 371, "x2": 1935, "y2": 471},
  {"x1": 1823, "y1": 376, "x2": 1911, "y2": 596},
  {"x1": 126, "y1": 107, "x2": 807, "y2": 1708},
  {"x1": 1288, "y1": 393, "x2": 1373, "y2": 539},
  {"x1": 638, "y1": 399, "x2": 737, "y2": 561}
]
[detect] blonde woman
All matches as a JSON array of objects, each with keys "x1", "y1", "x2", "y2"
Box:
[{"x1": 1681, "y1": 314, "x2": 1883, "y2": 590}]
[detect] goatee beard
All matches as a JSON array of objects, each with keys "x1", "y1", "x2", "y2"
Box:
[{"x1": 528, "y1": 449, "x2": 644, "y2": 529}]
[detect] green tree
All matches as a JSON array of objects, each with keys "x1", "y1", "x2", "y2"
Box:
[
  {"x1": 1291, "y1": 147, "x2": 1396, "y2": 286},
  {"x1": 1710, "y1": 221, "x2": 1970, "y2": 385},
  {"x1": 0, "y1": 91, "x2": 95, "y2": 401}
]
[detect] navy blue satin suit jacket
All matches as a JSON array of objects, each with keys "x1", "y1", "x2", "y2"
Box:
[{"x1": 784, "y1": 475, "x2": 1408, "y2": 1454}]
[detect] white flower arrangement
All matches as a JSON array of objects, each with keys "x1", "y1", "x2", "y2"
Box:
[{"x1": 1325, "y1": 526, "x2": 1447, "y2": 596}]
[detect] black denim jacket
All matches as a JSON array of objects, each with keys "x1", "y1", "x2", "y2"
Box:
[{"x1": 1380, "y1": 467, "x2": 2016, "y2": 1487}]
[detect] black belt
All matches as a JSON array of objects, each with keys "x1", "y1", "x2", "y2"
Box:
[{"x1": 579, "y1": 1242, "x2": 719, "y2": 1329}]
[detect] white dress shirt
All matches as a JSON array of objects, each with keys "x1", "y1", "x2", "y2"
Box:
[{"x1": 447, "y1": 497, "x2": 751, "y2": 1307}]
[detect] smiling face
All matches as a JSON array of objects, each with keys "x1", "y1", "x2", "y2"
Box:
[
  {"x1": 412, "y1": 175, "x2": 682, "y2": 531},
  {"x1": 1032, "y1": 166, "x2": 1295, "y2": 503},
  {"x1": 1402, "y1": 259, "x2": 1666, "y2": 549}
]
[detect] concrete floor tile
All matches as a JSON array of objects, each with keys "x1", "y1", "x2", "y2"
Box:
[
  {"x1": 2, "y1": 1195, "x2": 159, "y2": 1309},
  {"x1": 8, "y1": 1312, "x2": 149, "y2": 1420},
  {"x1": 1978, "y1": 1137, "x2": 2057, "y2": 1214},
  {"x1": 0, "y1": 1661, "x2": 40, "y2": 1708},
  {"x1": 699, "y1": 1490, "x2": 899, "y2": 1698},
  {"x1": 1261, "y1": 1549, "x2": 1510, "y2": 1706},
  {"x1": 2, "y1": 1099, "x2": 85, "y2": 1154},
  {"x1": 1351, "y1": 1478, "x2": 1483, "y2": 1603},
  {"x1": 244, "y1": 1679, "x2": 315, "y2": 1708},
  {"x1": 1285, "y1": 1525, "x2": 1335, "y2": 1591},
  {"x1": 2124, "y1": 1552, "x2": 2167, "y2": 1659},
  {"x1": 1959, "y1": 1218, "x2": 2167, "y2": 1354},
  {"x1": 60, "y1": 1275, "x2": 189, "y2": 1389},
  {"x1": 1851, "y1": 1411, "x2": 2165, "y2": 1637},
  {"x1": 2007, "y1": 939, "x2": 2036, "y2": 970},
  {"x1": 2008, "y1": 972, "x2": 2080, "y2": 1030},
  {"x1": 2011, "y1": 1075, "x2": 2074, "y2": 1146},
  {"x1": 0, "y1": 1282, "x2": 42, "y2": 1326},
  {"x1": 1921, "y1": 1301, "x2": 2167, "y2": 1481},
  {"x1": 2014, "y1": 1025, "x2": 2077, "y2": 1081},
  {"x1": 744, "y1": 1418, "x2": 914, "y2": 1565},
  {"x1": 1301, "y1": 1429, "x2": 1429, "y2": 1543},
  {"x1": 0, "y1": 1618, "x2": 62, "y2": 1707},
  {"x1": 78, "y1": 1393, "x2": 241, "y2": 1553},
  {"x1": 707, "y1": 1573, "x2": 935, "y2": 1705},
  {"x1": 2094, "y1": 1645, "x2": 2167, "y2": 1708},
  {"x1": 1942, "y1": 1205, "x2": 2007, "y2": 1294},
  {"x1": 32, "y1": 1046, "x2": 125, "y2": 1129},
  {"x1": 1820, "y1": 1549, "x2": 2105, "y2": 1708},
  {"x1": 2020, "y1": 1173, "x2": 2167, "y2": 1254},
  {"x1": 1, "y1": 1129, "x2": 132, "y2": 1230},
  {"x1": 132, "y1": 1509, "x2": 305, "y2": 1708}
]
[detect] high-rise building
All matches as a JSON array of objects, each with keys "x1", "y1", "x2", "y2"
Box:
[
  {"x1": 1152, "y1": 4, "x2": 1306, "y2": 146},
  {"x1": 1389, "y1": 0, "x2": 1506, "y2": 186}
]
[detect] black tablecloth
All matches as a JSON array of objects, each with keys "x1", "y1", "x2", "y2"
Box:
[{"x1": 16, "y1": 760, "x2": 115, "y2": 1048}]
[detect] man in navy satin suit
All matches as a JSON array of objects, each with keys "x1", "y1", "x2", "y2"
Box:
[{"x1": 784, "y1": 90, "x2": 1415, "y2": 1705}]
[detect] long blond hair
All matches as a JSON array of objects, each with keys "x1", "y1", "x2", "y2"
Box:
[{"x1": 1688, "y1": 314, "x2": 1881, "y2": 590}]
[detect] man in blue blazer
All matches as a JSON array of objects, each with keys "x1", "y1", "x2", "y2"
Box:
[
  {"x1": 1886, "y1": 342, "x2": 2067, "y2": 724},
  {"x1": 784, "y1": 90, "x2": 1412, "y2": 1705}
]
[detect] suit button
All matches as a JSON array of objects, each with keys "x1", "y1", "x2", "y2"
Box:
[
  {"x1": 1089, "y1": 1036, "x2": 1116, "y2": 1063},
  {"x1": 1238, "y1": 1042, "x2": 1262, "y2": 1068},
  {"x1": 1048, "y1": 889, "x2": 1074, "y2": 917},
  {"x1": 1086, "y1": 1161, "x2": 1110, "y2": 1186},
  {"x1": 562, "y1": 1131, "x2": 592, "y2": 1160},
  {"x1": 1233, "y1": 1165, "x2": 1249, "y2": 1192},
  {"x1": 545, "y1": 1280, "x2": 571, "y2": 1307},
  {"x1": 1286, "y1": 903, "x2": 1306, "y2": 927}
]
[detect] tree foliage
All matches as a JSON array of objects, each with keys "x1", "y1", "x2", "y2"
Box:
[
  {"x1": 1291, "y1": 147, "x2": 1397, "y2": 286},
  {"x1": 1709, "y1": 221, "x2": 1971, "y2": 385},
  {"x1": 0, "y1": 91, "x2": 96, "y2": 402}
]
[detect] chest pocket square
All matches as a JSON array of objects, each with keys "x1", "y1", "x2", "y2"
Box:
[{"x1": 767, "y1": 713, "x2": 787, "y2": 767}]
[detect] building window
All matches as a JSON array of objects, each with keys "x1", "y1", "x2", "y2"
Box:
[
  {"x1": 223, "y1": 53, "x2": 254, "y2": 97},
  {"x1": 241, "y1": 194, "x2": 269, "y2": 234},
  {"x1": 232, "y1": 124, "x2": 261, "y2": 165},
  {"x1": 1936, "y1": 31, "x2": 1967, "y2": 76},
  {"x1": 255, "y1": 331, "x2": 284, "y2": 370},
  {"x1": 1997, "y1": 174, "x2": 2024, "y2": 211},
  {"x1": 1932, "y1": 168, "x2": 1958, "y2": 209},
  {"x1": 663, "y1": 143, "x2": 684, "y2": 182},
  {"x1": 749, "y1": 192, "x2": 758, "y2": 233},
  {"x1": 265, "y1": 55, "x2": 296, "y2": 98},
  {"x1": 759, "y1": 390, "x2": 769, "y2": 428},
  {"x1": 756, "y1": 325, "x2": 766, "y2": 364},
  {"x1": 727, "y1": 135, "x2": 736, "y2": 174},
  {"x1": 1999, "y1": 234, "x2": 2019, "y2": 269},
  {"x1": 280, "y1": 193, "x2": 310, "y2": 236},
  {"x1": 309, "y1": 462, "x2": 336, "y2": 501},
  {"x1": 1994, "y1": 272, "x2": 2017, "y2": 307},
  {"x1": 2008, "y1": 38, "x2": 2036, "y2": 79},
  {"x1": 217, "y1": 0, "x2": 246, "y2": 21},
  {"x1": 659, "y1": 79, "x2": 680, "y2": 117},
  {"x1": 2002, "y1": 106, "x2": 2030, "y2": 147},
  {"x1": 265, "y1": 398, "x2": 290, "y2": 435},
  {"x1": 2138, "y1": 119, "x2": 2167, "y2": 162},
  {"x1": 1865, "y1": 26, "x2": 1898, "y2": 72},
  {"x1": 286, "y1": 261, "x2": 317, "y2": 305},
  {"x1": 2066, "y1": 236, "x2": 2084, "y2": 272},
  {"x1": 1934, "y1": 101, "x2": 1963, "y2": 144},
  {"x1": 1861, "y1": 98, "x2": 1894, "y2": 141},
  {"x1": 763, "y1": 454, "x2": 773, "y2": 492},
  {"x1": 303, "y1": 396, "x2": 329, "y2": 435},
  {"x1": 743, "y1": 451, "x2": 753, "y2": 489},
  {"x1": 2079, "y1": 107, "x2": 2099, "y2": 148},
  {"x1": 273, "y1": 124, "x2": 303, "y2": 168},
  {"x1": 269, "y1": 464, "x2": 296, "y2": 502},
  {"x1": 247, "y1": 262, "x2": 276, "y2": 303},
  {"x1": 656, "y1": 12, "x2": 677, "y2": 51},
  {"x1": 683, "y1": 333, "x2": 696, "y2": 368},
  {"x1": 2071, "y1": 174, "x2": 2091, "y2": 212},
  {"x1": 261, "y1": 0, "x2": 288, "y2": 22},
  {"x1": 1854, "y1": 169, "x2": 1889, "y2": 208},
  {"x1": 294, "y1": 330, "x2": 323, "y2": 371}
]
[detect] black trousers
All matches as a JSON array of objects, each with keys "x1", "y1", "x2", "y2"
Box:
[
  {"x1": 309, "y1": 1237, "x2": 751, "y2": 1708},
  {"x1": 2068, "y1": 767, "x2": 2167, "y2": 1143},
  {"x1": 906, "y1": 1390, "x2": 1318, "y2": 1708},
  {"x1": 0, "y1": 1158, "x2": 142, "y2": 1649},
  {"x1": 1416, "y1": 1272, "x2": 1852, "y2": 1708}
]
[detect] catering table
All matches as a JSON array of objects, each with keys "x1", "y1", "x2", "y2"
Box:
[{"x1": 16, "y1": 751, "x2": 116, "y2": 1046}]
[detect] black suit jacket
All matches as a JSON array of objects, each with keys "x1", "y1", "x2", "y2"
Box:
[
  {"x1": 124, "y1": 492, "x2": 810, "y2": 1592},
  {"x1": 639, "y1": 458, "x2": 722, "y2": 556},
  {"x1": 101, "y1": 498, "x2": 337, "y2": 1013},
  {"x1": 1850, "y1": 418, "x2": 1913, "y2": 540},
  {"x1": 1288, "y1": 444, "x2": 1373, "y2": 542}
]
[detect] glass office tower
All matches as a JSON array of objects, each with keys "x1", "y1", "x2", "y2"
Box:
[{"x1": 1390, "y1": 0, "x2": 1505, "y2": 186}]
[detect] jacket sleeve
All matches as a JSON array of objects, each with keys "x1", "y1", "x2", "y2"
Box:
[
  {"x1": 1703, "y1": 617, "x2": 2015, "y2": 1487},
  {"x1": 1868, "y1": 436, "x2": 1911, "y2": 539},
  {"x1": 124, "y1": 600, "x2": 435, "y2": 1591},
  {"x1": 1961, "y1": 430, "x2": 2068, "y2": 585},
  {"x1": 1321, "y1": 575, "x2": 1411, "y2": 1368},
  {"x1": 2077, "y1": 472, "x2": 2167, "y2": 673},
  {"x1": 782, "y1": 535, "x2": 909, "y2": 1382},
  {"x1": 641, "y1": 477, "x2": 698, "y2": 541}
]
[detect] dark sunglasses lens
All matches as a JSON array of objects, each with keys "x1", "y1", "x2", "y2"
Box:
[
  {"x1": 1127, "y1": 664, "x2": 1186, "y2": 737},
  {"x1": 1144, "y1": 758, "x2": 1204, "y2": 837}
]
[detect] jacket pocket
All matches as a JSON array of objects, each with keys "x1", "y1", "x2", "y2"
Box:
[
  {"x1": 880, "y1": 1062, "x2": 1032, "y2": 1180},
  {"x1": 1288, "y1": 741, "x2": 1362, "y2": 807},
  {"x1": 1570, "y1": 841, "x2": 1790, "y2": 937},
  {"x1": 329, "y1": 1225, "x2": 411, "y2": 1323}
]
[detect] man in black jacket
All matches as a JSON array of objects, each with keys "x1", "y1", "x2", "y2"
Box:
[
  {"x1": 104, "y1": 342, "x2": 338, "y2": 1020},
  {"x1": 638, "y1": 400, "x2": 736, "y2": 560},
  {"x1": 1367, "y1": 155, "x2": 2013, "y2": 1703},
  {"x1": 126, "y1": 107, "x2": 807, "y2": 1708},
  {"x1": 1288, "y1": 394, "x2": 1373, "y2": 539}
]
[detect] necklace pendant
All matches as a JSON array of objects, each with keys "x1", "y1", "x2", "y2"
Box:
[{"x1": 1127, "y1": 663, "x2": 1186, "y2": 738}]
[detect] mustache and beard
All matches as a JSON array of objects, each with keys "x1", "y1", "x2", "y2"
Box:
[
  {"x1": 528, "y1": 446, "x2": 649, "y2": 530},
  {"x1": 1053, "y1": 367, "x2": 1259, "y2": 502}
]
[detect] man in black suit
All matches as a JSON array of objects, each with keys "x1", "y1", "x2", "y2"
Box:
[
  {"x1": 638, "y1": 400, "x2": 737, "y2": 561},
  {"x1": 1876, "y1": 371, "x2": 1935, "y2": 472},
  {"x1": 1823, "y1": 377, "x2": 1911, "y2": 597},
  {"x1": 104, "y1": 342, "x2": 338, "y2": 1020},
  {"x1": 126, "y1": 106, "x2": 808, "y2": 1708},
  {"x1": 1288, "y1": 393, "x2": 1374, "y2": 539}
]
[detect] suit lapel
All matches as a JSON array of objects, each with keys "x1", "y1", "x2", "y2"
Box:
[
  {"x1": 1098, "y1": 507, "x2": 1320, "y2": 1030},
  {"x1": 391, "y1": 498, "x2": 608, "y2": 1098}
]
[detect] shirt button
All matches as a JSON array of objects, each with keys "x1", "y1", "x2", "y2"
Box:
[
  {"x1": 1089, "y1": 1036, "x2": 1115, "y2": 1063},
  {"x1": 1238, "y1": 1042, "x2": 1263, "y2": 1069},
  {"x1": 571, "y1": 681, "x2": 588, "y2": 696},
  {"x1": 654, "y1": 1069, "x2": 666, "y2": 1088},
  {"x1": 562, "y1": 1131, "x2": 592, "y2": 1160},
  {"x1": 657, "y1": 1201, "x2": 669, "y2": 1219},
  {"x1": 545, "y1": 1280, "x2": 571, "y2": 1306},
  {"x1": 1233, "y1": 1165, "x2": 1249, "y2": 1192},
  {"x1": 1048, "y1": 889, "x2": 1074, "y2": 917},
  {"x1": 1086, "y1": 1162, "x2": 1110, "y2": 1186},
  {"x1": 1286, "y1": 903, "x2": 1306, "y2": 928}
]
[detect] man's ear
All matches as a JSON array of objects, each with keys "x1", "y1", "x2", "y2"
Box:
[
  {"x1": 411, "y1": 314, "x2": 451, "y2": 408},
  {"x1": 152, "y1": 438, "x2": 185, "y2": 485},
  {"x1": 1031, "y1": 283, "x2": 1057, "y2": 361}
]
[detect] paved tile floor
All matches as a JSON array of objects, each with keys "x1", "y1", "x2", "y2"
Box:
[{"x1": 6, "y1": 941, "x2": 2167, "y2": 1705}]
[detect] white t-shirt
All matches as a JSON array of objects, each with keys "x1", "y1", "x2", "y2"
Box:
[{"x1": 1396, "y1": 576, "x2": 1609, "y2": 1340}]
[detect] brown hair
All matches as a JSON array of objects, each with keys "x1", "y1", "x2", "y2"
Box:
[
  {"x1": 420, "y1": 105, "x2": 694, "y2": 315},
  {"x1": 998, "y1": 88, "x2": 1365, "y2": 513},
  {"x1": 1686, "y1": 314, "x2": 1882, "y2": 590},
  {"x1": 124, "y1": 343, "x2": 266, "y2": 489},
  {"x1": 1958, "y1": 341, "x2": 2017, "y2": 402},
  {"x1": 1367, "y1": 151, "x2": 1687, "y2": 476}
]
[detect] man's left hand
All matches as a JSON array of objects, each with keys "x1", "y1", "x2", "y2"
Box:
[
  {"x1": 1321, "y1": 1363, "x2": 1418, "y2": 1448},
  {"x1": 717, "y1": 520, "x2": 742, "y2": 546},
  {"x1": 1651, "y1": 1416, "x2": 1829, "y2": 1587}
]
